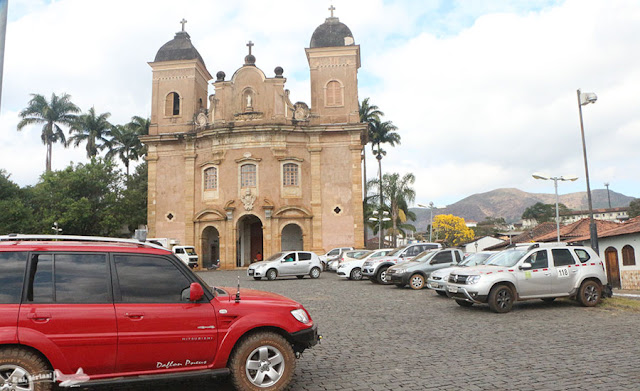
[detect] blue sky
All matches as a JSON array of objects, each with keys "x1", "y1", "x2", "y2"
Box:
[{"x1": 1, "y1": 0, "x2": 638, "y2": 207}]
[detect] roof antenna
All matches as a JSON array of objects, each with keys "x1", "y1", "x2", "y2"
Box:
[{"x1": 235, "y1": 276, "x2": 241, "y2": 303}]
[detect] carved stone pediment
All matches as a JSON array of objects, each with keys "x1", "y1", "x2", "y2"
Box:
[
  {"x1": 272, "y1": 206, "x2": 313, "y2": 219},
  {"x1": 234, "y1": 112, "x2": 264, "y2": 121},
  {"x1": 194, "y1": 208, "x2": 226, "y2": 222}
]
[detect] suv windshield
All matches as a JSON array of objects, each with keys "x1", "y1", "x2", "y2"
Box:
[
  {"x1": 265, "y1": 252, "x2": 284, "y2": 262},
  {"x1": 486, "y1": 249, "x2": 528, "y2": 267},
  {"x1": 356, "y1": 251, "x2": 373, "y2": 260},
  {"x1": 412, "y1": 250, "x2": 437, "y2": 263},
  {"x1": 460, "y1": 252, "x2": 494, "y2": 267}
]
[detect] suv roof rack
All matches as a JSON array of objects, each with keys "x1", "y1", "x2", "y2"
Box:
[{"x1": 0, "y1": 234, "x2": 169, "y2": 251}]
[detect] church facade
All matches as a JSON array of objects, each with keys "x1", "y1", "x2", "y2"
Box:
[{"x1": 142, "y1": 12, "x2": 366, "y2": 269}]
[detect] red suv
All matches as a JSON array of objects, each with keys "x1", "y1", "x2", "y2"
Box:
[{"x1": 0, "y1": 235, "x2": 319, "y2": 391}]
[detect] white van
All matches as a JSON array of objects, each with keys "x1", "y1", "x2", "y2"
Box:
[{"x1": 172, "y1": 246, "x2": 199, "y2": 268}]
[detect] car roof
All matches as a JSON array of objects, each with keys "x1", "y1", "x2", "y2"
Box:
[{"x1": 0, "y1": 235, "x2": 172, "y2": 255}]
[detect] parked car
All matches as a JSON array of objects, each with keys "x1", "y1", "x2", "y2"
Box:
[
  {"x1": 248, "y1": 251, "x2": 323, "y2": 280},
  {"x1": 427, "y1": 251, "x2": 497, "y2": 295},
  {"x1": 362, "y1": 242, "x2": 441, "y2": 284},
  {"x1": 328, "y1": 249, "x2": 371, "y2": 271},
  {"x1": 172, "y1": 245, "x2": 199, "y2": 268},
  {"x1": 0, "y1": 234, "x2": 319, "y2": 391},
  {"x1": 337, "y1": 248, "x2": 395, "y2": 280},
  {"x1": 318, "y1": 247, "x2": 354, "y2": 270},
  {"x1": 387, "y1": 248, "x2": 464, "y2": 289},
  {"x1": 446, "y1": 243, "x2": 610, "y2": 313}
]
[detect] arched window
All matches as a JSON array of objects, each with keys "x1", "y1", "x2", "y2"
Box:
[
  {"x1": 165, "y1": 92, "x2": 180, "y2": 116},
  {"x1": 325, "y1": 80, "x2": 343, "y2": 107},
  {"x1": 622, "y1": 245, "x2": 636, "y2": 266},
  {"x1": 283, "y1": 163, "x2": 299, "y2": 186},
  {"x1": 204, "y1": 167, "x2": 217, "y2": 190},
  {"x1": 241, "y1": 164, "x2": 256, "y2": 188}
]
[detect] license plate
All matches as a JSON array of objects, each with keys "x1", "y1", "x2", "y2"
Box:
[
  {"x1": 448, "y1": 286, "x2": 458, "y2": 293},
  {"x1": 431, "y1": 283, "x2": 440, "y2": 289},
  {"x1": 248, "y1": 270, "x2": 254, "y2": 276}
]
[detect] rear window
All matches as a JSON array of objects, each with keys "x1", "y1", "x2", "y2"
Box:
[
  {"x1": 574, "y1": 249, "x2": 591, "y2": 263},
  {"x1": 0, "y1": 252, "x2": 27, "y2": 304},
  {"x1": 552, "y1": 249, "x2": 576, "y2": 267},
  {"x1": 298, "y1": 252, "x2": 312, "y2": 261}
]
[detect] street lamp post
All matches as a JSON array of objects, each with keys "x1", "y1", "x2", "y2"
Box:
[
  {"x1": 418, "y1": 202, "x2": 441, "y2": 242},
  {"x1": 376, "y1": 150, "x2": 384, "y2": 249},
  {"x1": 532, "y1": 173, "x2": 578, "y2": 242},
  {"x1": 51, "y1": 221, "x2": 62, "y2": 236},
  {"x1": 577, "y1": 89, "x2": 598, "y2": 253},
  {"x1": 604, "y1": 182, "x2": 611, "y2": 209},
  {"x1": 368, "y1": 211, "x2": 390, "y2": 249}
]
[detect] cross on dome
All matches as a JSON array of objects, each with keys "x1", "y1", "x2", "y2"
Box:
[
  {"x1": 180, "y1": 18, "x2": 187, "y2": 32},
  {"x1": 328, "y1": 5, "x2": 336, "y2": 17},
  {"x1": 246, "y1": 40, "x2": 254, "y2": 55}
]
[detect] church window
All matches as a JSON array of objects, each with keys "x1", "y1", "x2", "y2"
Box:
[
  {"x1": 241, "y1": 164, "x2": 257, "y2": 188},
  {"x1": 165, "y1": 92, "x2": 180, "y2": 116},
  {"x1": 325, "y1": 80, "x2": 343, "y2": 107},
  {"x1": 204, "y1": 167, "x2": 217, "y2": 190},
  {"x1": 283, "y1": 163, "x2": 299, "y2": 186}
]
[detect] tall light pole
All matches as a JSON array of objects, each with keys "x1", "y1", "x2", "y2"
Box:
[
  {"x1": 369, "y1": 211, "x2": 390, "y2": 249},
  {"x1": 532, "y1": 173, "x2": 578, "y2": 242},
  {"x1": 577, "y1": 89, "x2": 598, "y2": 253},
  {"x1": 418, "y1": 202, "x2": 442, "y2": 242},
  {"x1": 0, "y1": 0, "x2": 8, "y2": 110},
  {"x1": 604, "y1": 182, "x2": 611, "y2": 209},
  {"x1": 376, "y1": 149, "x2": 384, "y2": 249}
]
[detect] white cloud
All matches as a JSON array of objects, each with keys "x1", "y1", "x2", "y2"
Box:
[{"x1": 1, "y1": 0, "x2": 639, "y2": 207}]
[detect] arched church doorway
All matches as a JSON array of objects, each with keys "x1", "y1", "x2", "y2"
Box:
[
  {"x1": 281, "y1": 224, "x2": 303, "y2": 251},
  {"x1": 201, "y1": 226, "x2": 220, "y2": 269},
  {"x1": 237, "y1": 215, "x2": 263, "y2": 267}
]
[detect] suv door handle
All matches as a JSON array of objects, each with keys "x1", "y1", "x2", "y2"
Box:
[
  {"x1": 27, "y1": 313, "x2": 51, "y2": 321},
  {"x1": 124, "y1": 312, "x2": 145, "y2": 319},
  {"x1": 544, "y1": 272, "x2": 552, "y2": 276}
]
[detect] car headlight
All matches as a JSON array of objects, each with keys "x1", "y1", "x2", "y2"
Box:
[
  {"x1": 394, "y1": 268, "x2": 406, "y2": 274},
  {"x1": 291, "y1": 309, "x2": 310, "y2": 324},
  {"x1": 466, "y1": 275, "x2": 481, "y2": 284}
]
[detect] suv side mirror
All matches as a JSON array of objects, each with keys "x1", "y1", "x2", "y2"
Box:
[
  {"x1": 189, "y1": 282, "x2": 204, "y2": 302},
  {"x1": 519, "y1": 262, "x2": 532, "y2": 270}
]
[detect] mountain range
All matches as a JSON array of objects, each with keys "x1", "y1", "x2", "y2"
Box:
[{"x1": 410, "y1": 188, "x2": 636, "y2": 231}]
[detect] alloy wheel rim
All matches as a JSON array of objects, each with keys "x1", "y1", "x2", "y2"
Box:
[
  {"x1": 411, "y1": 276, "x2": 423, "y2": 289},
  {"x1": 0, "y1": 364, "x2": 34, "y2": 391},
  {"x1": 585, "y1": 285, "x2": 598, "y2": 303},
  {"x1": 497, "y1": 289, "x2": 511, "y2": 308},
  {"x1": 245, "y1": 345, "x2": 285, "y2": 387},
  {"x1": 311, "y1": 269, "x2": 319, "y2": 278},
  {"x1": 352, "y1": 269, "x2": 362, "y2": 280}
]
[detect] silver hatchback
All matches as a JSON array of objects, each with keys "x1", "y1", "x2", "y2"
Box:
[{"x1": 247, "y1": 251, "x2": 323, "y2": 280}]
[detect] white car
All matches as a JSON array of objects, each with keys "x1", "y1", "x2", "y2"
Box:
[
  {"x1": 337, "y1": 248, "x2": 395, "y2": 280},
  {"x1": 319, "y1": 247, "x2": 354, "y2": 270},
  {"x1": 247, "y1": 251, "x2": 323, "y2": 280},
  {"x1": 172, "y1": 245, "x2": 199, "y2": 268},
  {"x1": 328, "y1": 249, "x2": 371, "y2": 272},
  {"x1": 427, "y1": 251, "x2": 497, "y2": 295}
]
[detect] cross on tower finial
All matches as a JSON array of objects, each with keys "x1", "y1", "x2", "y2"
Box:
[
  {"x1": 329, "y1": 5, "x2": 336, "y2": 17},
  {"x1": 246, "y1": 40, "x2": 254, "y2": 55},
  {"x1": 180, "y1": 18, "x2": 187, "y2": 32}
]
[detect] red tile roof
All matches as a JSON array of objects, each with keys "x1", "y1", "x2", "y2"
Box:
[
  {"x1": 535, "y1": 218, "x2": 620, "y2": 242},
  {"x1": 570, "y1": 216, "x2": 640, "y2": 242}
]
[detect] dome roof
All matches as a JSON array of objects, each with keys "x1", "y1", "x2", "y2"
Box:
[
  {"x1": 154, "y1": 31, "x2": 206, "y2": 66},
  {"x1": 310, "y1": 17, "x2": 355, "y2": 48}
]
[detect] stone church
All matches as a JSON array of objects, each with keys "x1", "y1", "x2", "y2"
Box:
[{"x1": 142, "y1": 10, "x2": 366, "y2": 269}]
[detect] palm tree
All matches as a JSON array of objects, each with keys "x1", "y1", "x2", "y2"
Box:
[
  {"x1": 369, "y1": 118, "x2": 400, "y2": 160},
  {"x1": 359, "y1": 98, "x2": 384, "y2": 183},
  {"x1": 128, "y1": 115, "x2": 150, "y2": 136},
  {"x1": 68, "y1": 107, "x2": 112, "y2": 158},
  {"x1": 368, "y1": 172, "x2": 416, "y2": 247},
  {"x1": 17, "y1": 93, "x2": 80, "y2": 172},
  {"x1": 105, "y1": 124, "x2": 143, "y2": 177}
]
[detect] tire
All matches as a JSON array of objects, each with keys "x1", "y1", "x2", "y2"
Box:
[
  {"x1": 0, "y1": 347, "x2": 52, "y2": 391},
  {"x1": 578, "y1": 280, "x2": 601, "y2": 307},
  {"x1": 296, "y1": 275, "x2": 304, "y2": 279},
  {"x1": 309, "y1": 267, "x2": 321, "y2": 279},
  {"x1": 488, "y1": 284, "x2": 514, "y2": 313},
  {"x1": 409, "y1": 274, "x2": 425, "y2": 290},
  {"x1": 456, "y1": 299, "x2": 474, "y2": 307},
  {"x1": 266, "y1": 269, "x2": 278, "y2": 281},
  {"x1": 228, "y1": 331, "x2": 296, "y2": 391},
  {"x1": 376, "y1": 266, "x2": 390, "y2": 285},
  {"x1": 436, "y1": 290, "x2": 448, "y2": 297},
  {"x1": 349, "y1": 268, "x2": 363, "y2": 281},
  {"x1": 541, "y1": 298, "x2": 556, "y2": 303},
  {"x1": 253, "y1": 277, "x2": 262, "y2": 281}
]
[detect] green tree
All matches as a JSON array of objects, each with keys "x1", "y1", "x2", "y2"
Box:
[
  {"x1": 473, "y1": 217, "x2": 507, "y2": 238},
  {"x1": 368, "y1": 172, "x2": 416, "y2": 247},
  {"x1": 0, "y1": 170, "x2": 36, "y2": 234},
  {"x1": 17, "y1": 93, "x2": 80, "y2": 172},
  {"x1": 629, "y1": 199, "x2": 640, "y2": 218},
  {"x1": 522, "y1": 202, "x2": 569, "y2": 223},
  {"x1": 68, "y1": 107, "x2": 112, "y2": 158},
  {"x1": 128, "y1": 115, "x2": 150, "y2": 136},
  {"x1": 369, "y1": 118, "x2": 400, "y2": 162},
  {"x1": 433, "y1": 214, "x2": 474, "y2": 247},
  {"x1": 359, "y1": 98, "x2": 384, "y2": 181},
  {"x1": 117, "y1": 162, "x2": 148, "y2": 232},
  {"x1": 106, "y1": 123, "x2": 144, "y2": 177},
  {"x1": 30, "y1": 159, "x2": 123, "y2": 236}
]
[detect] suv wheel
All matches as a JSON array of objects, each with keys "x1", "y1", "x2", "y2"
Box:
[
  {"x1": 0, "y1": 348, "x2": 52, "y2": 391},
  {"x1": 309, "y1": 267, "x2": 321, "y2": 279},
  {"x1": 409, "y1": 274, "x2": 425, "y2": 290},
  {"x1": 488, "y1": 284, "x2": 514, "y2": 313},
  {"x1": 266, "y1": 269, "x2": 278, "y2": 281},
  {"x1": 349, "y1": 268, "x2": 363, "y2": 281},
  {"x1": 578, "y1": 280, "x2": 601, "y2": 307},
  {"x1": 376, "y1": 266, "x2": 390, "y2": 285},
  {"x1": 229, "y1": 332, "x2": 296, "y2": 391}
]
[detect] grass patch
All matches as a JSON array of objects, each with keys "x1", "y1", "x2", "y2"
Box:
[{"x1": 598, "y1": 296, "x2": 640, "y2": 312}]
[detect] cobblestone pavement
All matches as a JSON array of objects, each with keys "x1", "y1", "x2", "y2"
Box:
[{"x1": 86, "y1": 270, "x2": 640, "y2": 391}]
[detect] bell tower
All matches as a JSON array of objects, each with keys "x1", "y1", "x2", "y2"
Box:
[
  {"x1": 148, "y1": 19, "x2": 212, "y2": 135},
  {"x1": 305, "y1": 6, "x2": 361, "y2": 125}
]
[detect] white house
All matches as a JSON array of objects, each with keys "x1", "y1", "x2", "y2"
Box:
[{"x1": 463, "y1": 236, "x2": 504, "y2": 254}]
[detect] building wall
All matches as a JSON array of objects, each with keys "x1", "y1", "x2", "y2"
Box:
[{"x1": 594, "y1": 234, "x2": 640, "y2": 290}]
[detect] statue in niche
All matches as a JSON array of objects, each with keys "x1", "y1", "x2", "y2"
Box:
[
  {"x1": 241, "y1": 188, "x2": 256, "y2": 211},
  {"x1": 246, "y1": 93, "x2": 252, "y2": 108}
]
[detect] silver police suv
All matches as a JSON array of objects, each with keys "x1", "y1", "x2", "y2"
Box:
[{"x1": 446, "y1": 243, "x2": 609, "y2": 313}]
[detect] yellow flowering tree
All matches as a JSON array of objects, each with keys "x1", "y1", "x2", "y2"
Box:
[{"x1": 432, "y1": 214, "x2": 474, "y2": 247}]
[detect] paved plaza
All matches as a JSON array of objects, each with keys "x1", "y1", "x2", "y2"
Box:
[{"x1": 90, "y1": 270, "x2": 639, "y2": 390}]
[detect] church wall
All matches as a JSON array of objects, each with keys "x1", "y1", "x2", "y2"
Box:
[{"x1": 153, "y1": 149, "x2": 187, "y2": 244}]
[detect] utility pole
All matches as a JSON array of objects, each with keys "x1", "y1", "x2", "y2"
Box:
[
  {"x1": 0, "y1": 0, "x2": 8, "y2": 110},
  {"x1": 604, "y1": 182, "x2": 612, "y2": 209}
]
